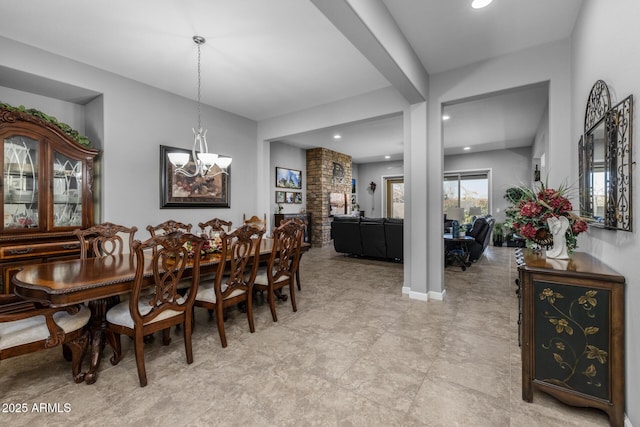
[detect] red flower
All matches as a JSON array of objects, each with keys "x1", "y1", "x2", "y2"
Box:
[
  {"x1": 520, "y1": 201, "x2": 542, "y2": 217},
  {"x1": 572, "y1": 220, "x2": 588, "y2": 234}
]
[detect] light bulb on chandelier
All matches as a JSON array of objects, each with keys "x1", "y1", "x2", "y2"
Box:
[{"x1": 168, "y1": 35, "x2": 232, "y2": 177}]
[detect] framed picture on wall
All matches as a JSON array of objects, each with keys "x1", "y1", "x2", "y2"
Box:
[
  {"x1": 276, "y1": 167, "x2": 302, "y2": 189},
  {"x1": 294, "y1": 192, "x2": 303, "y2": 204},
  {"x1": 275, "y1": 191, "x2": 286, "y2": 203},
  {"x1": 352, "y1": 178, "x2": 356, "y2": 194},
  {"x1": 329, "y1": 192, "x2": 347, "y2": 216},
  {"x1": 160, "y1": 145, "x2": 230, "y2": 208}
]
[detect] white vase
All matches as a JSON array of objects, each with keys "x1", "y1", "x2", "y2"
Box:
[{"x1": 546, "y1": 216, "x2": 570, "y2": 259}]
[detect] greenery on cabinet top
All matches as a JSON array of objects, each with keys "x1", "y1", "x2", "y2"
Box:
[{"x1": 0, "y1": 102, "x2": 91, "y2": 147}]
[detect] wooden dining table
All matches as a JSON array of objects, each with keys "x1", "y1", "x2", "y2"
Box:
[{"x1": 12, "y1": 238, "x2": 310, "y2": 384}]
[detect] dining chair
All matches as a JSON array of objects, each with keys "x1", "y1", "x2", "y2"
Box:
[
  {"x1": 104, "y1": 231, "x2": 205, "y2": 387},
  {"x1": 0, "y1": 294, "x2": 91, "y2": 383},
  {"x1": 146, "y1": 219, "x2": 192, "y2": 237},
  {"x1": 276, "y1": 217, "x2": 307, "y2": 290},
  {"x1": 193, "y1": 224, "x2": 265, "y2": 348},
  {"x1": 147, "y1": 220, "x2": 195, "y2": 290},
  {"x1": 73, "y1": 222, "x2": 138, "y2": 258},
  {"x1": 199, "y1": 218, "x2": 232, "y2": 236},
  {"x1": 253, "y1": 219, "x2": 304, "y2": 322},
  {"x1": 242, "y1": 213, "x2": 267, "y2": 231}
]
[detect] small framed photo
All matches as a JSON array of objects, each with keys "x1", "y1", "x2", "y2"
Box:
[
  {"x1": 285, "y1": 192, "x2": 295, "y2": 204},
  {"x1": 275, "y1": 191, "x2": 286, "y2": 203},
  {"x1": 294, "y1": 192, "x2": 303, "y2": 204}
]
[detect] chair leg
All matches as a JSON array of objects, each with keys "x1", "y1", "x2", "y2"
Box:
[
  {"x1": 215, "y1": 307, "x2": 227, "y2": 348},
  {"x1": 133, "y1": 329, "x2": 148, "y2": 387},
  {"x1": 67, "y1": 330, "x2": 90, "y2": 383},
  {"x1": 183, "y1": 314, "x2": 194, "y2": 364},
  {"x1": 296, "y1": 269, "x2": 301, "y2": 291},
  {"x1": 268, "y1": 286, "x2": 278, "y2": 322},
  {"x1": 162, "y1": 328, "x2": 171, "y2": 346},
  {"x1": 246, "y1": 295, "x2": 255, "y2": 333},
  {"x1": 105, "y1": 330, "x2": 122, "y2": 365},
  {"x1": 289, "y1": 279, "x2": 297, "y2": 313}
]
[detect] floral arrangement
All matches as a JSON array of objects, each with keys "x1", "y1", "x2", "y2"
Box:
[
  {"x1": 182, "y1": 234, "x2": 223, "y2": 257},
  {"x1": 505, "y1": 181, "x2": 588, "y2": 252}
]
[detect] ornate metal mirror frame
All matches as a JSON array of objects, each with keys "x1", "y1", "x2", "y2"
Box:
[{"x1": 579, "y1": 80, "x2": 633, "y2": 231}]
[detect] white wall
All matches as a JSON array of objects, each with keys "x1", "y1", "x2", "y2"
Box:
[
  {"x1": 0, "y1": 36, "x2": 258, "y2": 233},
  {"x1": 572, "y1": 1, "x2": 640, "y2": 424},
  {"x1": 356, "y1": 160, "x2": 404, "y2": 217},
  {"x1": 444, "y1": 147, "x2": 532, "y2": 223}
]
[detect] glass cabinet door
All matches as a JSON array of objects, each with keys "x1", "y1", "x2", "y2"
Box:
[
  {"x1": 3, "y1": 135, "x2": 39, "y2": 230},
  {"x1": 52, "y1": 151, "x2": 83, "y2": 228}
]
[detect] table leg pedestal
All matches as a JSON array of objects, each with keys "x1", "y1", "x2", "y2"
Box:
[{"x1": 84, "y1": 296, "x2": 119, "y2": 384}]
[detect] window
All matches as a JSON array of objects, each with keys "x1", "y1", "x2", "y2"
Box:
[
  {"x1": 443, "y1": 171, "x2": 489, "y2": 223},
  {"x1": 385, "y1": 177, "x2": 404, "y2": 218}
]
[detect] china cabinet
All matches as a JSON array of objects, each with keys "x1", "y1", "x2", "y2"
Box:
[
  {"x1": 518, "y1": 249, "x2": 625, "y2": 427},
  {"x1": 0, "y1": 107, "x2": 100, "y2": 294}
]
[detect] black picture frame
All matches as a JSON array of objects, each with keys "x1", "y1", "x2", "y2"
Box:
[
  {"x1": 160, "y1": 145, "x2": 230, "y2": 208},
  {"x1": 276, "y1": 166, "x2": 302, "y2": 189},
  {"x1": 275, "y1": 191, "x2": 286, "y2": 203}
]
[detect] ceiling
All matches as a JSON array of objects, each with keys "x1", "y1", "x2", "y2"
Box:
[{"x1": 0, "y1": 0, "x2": 583, "y2": 162}]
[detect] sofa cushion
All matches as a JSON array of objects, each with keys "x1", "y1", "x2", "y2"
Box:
[
  {"x1": 360, "y1": 219, "x2": 387, "y2": 258},
  {"x1": 384, "y1": 218, "x2": 403, "y2": 260}
]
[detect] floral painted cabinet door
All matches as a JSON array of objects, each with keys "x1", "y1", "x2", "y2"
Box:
[{"x1": 519, "y1": 250, "x2": 625, "y2": 427}]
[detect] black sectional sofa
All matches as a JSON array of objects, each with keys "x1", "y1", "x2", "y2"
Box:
[{"x1": 331, "y1": 216, "x2": 403, "y2": 261}]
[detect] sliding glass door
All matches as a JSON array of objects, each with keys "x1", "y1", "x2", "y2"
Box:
[{"x1": 443, "y1": 171, "x2": 489, "y2": 223}]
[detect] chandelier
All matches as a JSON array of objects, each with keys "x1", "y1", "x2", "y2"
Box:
[{"x1": 167, "y1": 35, "x2": 232, "y2": 177}]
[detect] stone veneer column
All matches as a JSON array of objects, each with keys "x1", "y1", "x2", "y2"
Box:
[{"x1": 306, "y1": 148, "x2": 352, "y2": 247}]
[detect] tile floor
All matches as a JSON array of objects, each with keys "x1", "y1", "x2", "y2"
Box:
[{"x1": 0, "y1": 245, "x2": 612, "y2": 426}]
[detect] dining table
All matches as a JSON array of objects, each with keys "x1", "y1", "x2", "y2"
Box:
[{"x1": 12, "y1": 238, "x2": 310, "y2": 384}]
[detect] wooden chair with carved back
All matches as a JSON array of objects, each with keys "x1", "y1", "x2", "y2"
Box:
[
  {"x1": 73, "y1": 222, "x2": 139, "y2": 258},
  {"x1": 193, "y1": 224, "x2": 265, "y2": 348},
  {"x1": 253, "y1": 219, "x2": 305, "y2": 322},
  {"x1": 276, "y1": 217, "x2": 307, "y2": 290},
  {"x1": 146, "y1": 220, "x2": 192, "y2": 237},
  {"x1": 199, "y1": 218, "x2": 232, "y2": 236},
  {"x1": 104, "y1": 231, "x2": 205, "y2": 387},
  {"x1": 243, "y1": 213, "x2": 267, "y2": 232}
]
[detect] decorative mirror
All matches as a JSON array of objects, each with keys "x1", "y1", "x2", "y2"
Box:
[{"x1": 579, "y1": 80, "x2": 633, "y2": 231}]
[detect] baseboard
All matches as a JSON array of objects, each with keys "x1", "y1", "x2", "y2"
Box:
[
  {"x1": 625, "y1": 414, "x2": 633, "y2": 427},
  {"x1": 428, "y1": 290, "x2": 446, "y2": 300},
  {"x1": 402, "y1": 286, "x2": 445, "y2": 302}
]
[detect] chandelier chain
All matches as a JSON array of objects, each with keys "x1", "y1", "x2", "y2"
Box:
[{"x1": 197, "y1": 39, "x2": 202, "y2": 131}]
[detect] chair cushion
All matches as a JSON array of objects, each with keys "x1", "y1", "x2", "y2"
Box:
[
  {"x1": 0, "y1": 305, "x2": 91, "y2": 351},
  {"x1": 106, "y1": 296, "x2": 184, "y2": 329},
  {"x1": 194, "y1": 282, "x2": 245, "y2": 304},
  {"x1": 253, "y1": 267, "x2": 288, "y2": 287}
]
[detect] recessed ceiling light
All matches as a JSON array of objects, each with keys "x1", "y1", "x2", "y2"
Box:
[
  {"x1": 471, "y1": 0, "x2": 493, "y2": 9},
  {"x1": 333, "y1": 134, "x2": 341, "y2": 140},
  {"x1": 442, "y1": 115, "x2": 450, "y2": 121},
  {"x1": 463, "y1": 146, "x2": 471, "y2": 151},
  {"x1": 384, "y1": 155, "x2": 390, "y2": 159}
]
